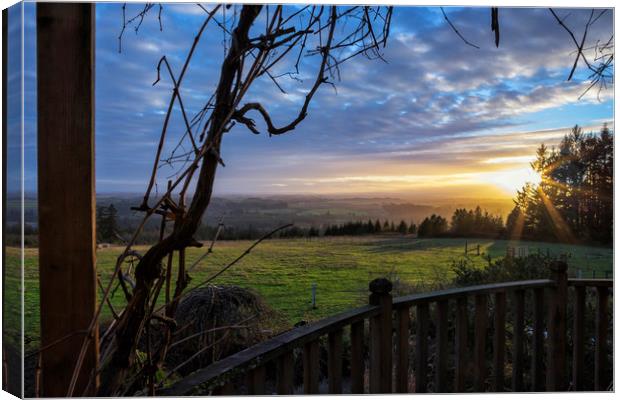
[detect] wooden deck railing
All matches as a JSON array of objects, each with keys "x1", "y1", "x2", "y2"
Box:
[{"x1": 159, "y1": 262, "x2": 612, "y2": 395}]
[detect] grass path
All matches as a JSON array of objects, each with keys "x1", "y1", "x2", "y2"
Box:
[{"x1": 4, "y1": 236, "x2": 612, "y2": 347}]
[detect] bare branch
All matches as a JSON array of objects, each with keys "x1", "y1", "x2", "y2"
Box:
[
  {"x1": 491, "y1": 7, "x2": 500, "y2": 47},
  {"x1": 440, "y1": 7, "x2": 480, "y2": 49}
]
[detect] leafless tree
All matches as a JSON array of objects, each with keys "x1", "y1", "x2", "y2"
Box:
[{"x1": 63, "y1": 4, "x2": 393, "y2": 396}]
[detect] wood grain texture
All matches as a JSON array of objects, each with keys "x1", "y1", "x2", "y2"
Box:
[
  {"x1": 328, "y1": 329, "x2": 343, "y2": 393},
  {"x1": 395, "y1": 307, "x2": 410, "y2": 393},
  {"x1": 454, "y1": 296, "x2": 468, "y2": 392},
  {"x1": 546, "y1": 263, "x2": 567, "y2": 391},
  {"x1": 277, "y1": 352, "x2": 294, "y2": 394},
  {"x1": 415, "y1": 303, "x2": 429, "y2": 393},
  {"x1": 511, "y1": 290, "x2": 525, "y2": 391},
  {"x1": 493, "y1": 291, "x2": 506, "y2": 391},
  {"x1": 572, "y1": 286, "x2": 585, "y2": 391},
  {"x1": 303, "y1": 340, "x2": 320, "y2": 394},
  {"x1": 435, "y1": 300, "x2": 448, "y2": 392},
  {"x1": 350, "y1": 321, "x2": 365, "y2": 394},
  {"x1": 474, "y1": 294, "x2": 488, "y2": 392},
  {"x1": 247, "y1": 365, "x2": 265, "y2": 395},
  {"x1": 369, "y1": 288, "x2": 392, "y2": 393},
  {"x1": 594, "y1": 286, "x2": 609, "y2": 390},
  {"x1": 532, "y1": 287, "x2": 545, "y2": 391},
  {"x1": 36, "y1": 3, "x2": 97, "y2": 396}
]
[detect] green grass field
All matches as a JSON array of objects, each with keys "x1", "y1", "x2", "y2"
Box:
[{"x1": 5, "y1": 236, "x2": 613, "y2": 348}]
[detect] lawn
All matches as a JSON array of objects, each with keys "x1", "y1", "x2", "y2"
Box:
[{"x1": 6, "y1": 236, "x2": 613, "y2": 348}]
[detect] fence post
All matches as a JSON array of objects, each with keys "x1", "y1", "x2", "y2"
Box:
[
  {"x1": 311, "y1": 283, "x2": 317, "y2": 309},
  {"x1": 37, "y1": 3, "x2": 98, "y2": 396},
  {"x1": 369, "y1": 278, "x2": 393, "y2": 393},
  {"x1": 546, "y1": 261, "x2": 568, "y2": 391}
]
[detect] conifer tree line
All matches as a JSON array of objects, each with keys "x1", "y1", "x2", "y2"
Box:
[
  {"x1": 96, "y1": 204, "x2": 119, "y2": 242},
  {"x1": 506, "y1": 124, "x2": 613, "y2": 245},
  {"x1": 323, "y1": 219, "x2": 417, "y2": 236},
  {"x1": 91, "y1": 125, "x2": 611, "y2": 245},
  {"x1": 416, "y1": 208, "x2": 504, "y2": 238}
]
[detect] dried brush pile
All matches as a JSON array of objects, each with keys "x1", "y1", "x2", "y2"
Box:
[{"x1": 165, "y1": 285, "x2": 281, "y2": 376}]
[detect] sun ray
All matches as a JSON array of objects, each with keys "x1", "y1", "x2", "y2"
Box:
[
  {"x1": 509, "y1": 210, "x2": 525, "y2": 241},
  {"x1": 537, "y1": 187, "x2": 576, "y2": 244},
  {"x1": 541, "y1": 176, "x2": 612, "y2": 202}
]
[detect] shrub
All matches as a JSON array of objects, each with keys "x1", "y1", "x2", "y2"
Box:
[{"x1": 451, "y1": 253, "x2": 556, "y2": 287}]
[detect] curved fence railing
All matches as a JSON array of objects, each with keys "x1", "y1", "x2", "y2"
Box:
[{"x1": 159, "y1": 263, "x2": 613, "y2": 395}]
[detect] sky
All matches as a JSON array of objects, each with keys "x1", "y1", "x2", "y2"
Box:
[{"x1": 9, "y1": 3, "x2": 614, "y2": 200}]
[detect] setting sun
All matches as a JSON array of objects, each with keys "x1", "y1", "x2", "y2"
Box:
[{"x1": 482, "y1": 166, "x2": 543, "y2": 195}]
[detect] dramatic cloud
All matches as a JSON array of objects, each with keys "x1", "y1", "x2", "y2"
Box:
[{"x1": 17, "y1": 4, "x2": 614, "y2": 199}]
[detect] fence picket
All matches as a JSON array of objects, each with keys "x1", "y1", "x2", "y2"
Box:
[
  {"x1": 350, "y1": 321, "x2": 365, "y2": 394},
  {"x1": 532, "y1": 287, "x2": 545, "y2": 391},
  {"x1": 415, "y1": 303, "x2": 429, "y2": 393},
  {"x1": 454, "y1": 296, "x2": 468, "y2": 392},
  {"x1": 303, "y1": 341, "x2": 320, "y2": 394},
  {"x1": 435, "y1": 300, "x2": 448, "y2": 392},
  {"x1": 572, "y1": 286, "x2": 585, "y2": 391},
  {"x1": 493, "y1": 292, "x2": 506, "y2": 391},
  {"x1": 474, "y1": 294, "x2": 488, "y2": 392},
  {"x1": 595, "y1": 286, "x2": 609, "y2": 390},
  {"x1": 396, "y1": 307, "x2": 410, "y2": 393},
  {"x1": 277, "y1": 352, "x2": 294, "y2": 395},
  {"x1": 512, "y1": 290, "x2": 525, "y2": 391},
  {"x1": 328, "y1": 329, "x2": 343, "y2": 393}
]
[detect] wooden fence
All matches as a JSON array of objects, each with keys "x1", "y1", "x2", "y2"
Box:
[{"x1": 159, "y1": 262, "x2": 612, "y2": 395}]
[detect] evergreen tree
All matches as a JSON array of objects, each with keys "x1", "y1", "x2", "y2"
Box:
[
  {"x1": 97, "y1": 203, "x2": 119, "y2": 242},
  {"x1": 374, "y1": 219, "x2": 382, "y2": 233},
  {"x1": 397, "y1": 220, "x2": 408, "y2": 234},
  {"x1": 418, "y1": 214, "x2": 448, "y2": 238},
  {"x1": 367, "y1": 219, "x2": 375, "y2": 233},
  {"x1": 511, "y1": 124, "x2": 613, "y2": 244}
]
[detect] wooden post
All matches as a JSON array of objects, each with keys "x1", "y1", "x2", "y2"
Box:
[
  {"x1": 36, "y1": 3, "x2": 97, "y2": 396},
  {"x1": 532, "y1": 287, "x2": 545, "y2": 391},
  {"x1": 415, "y1": 302, "x2": 429, "y2": 393},
  {"x1": 546, "y1": 262, "x2": 567, "y2": 391},
  {"x1": 435, "y1": 300, "x2": 448, "y2": 392},
  {"x1": 212, "y1": 381, "x2": 234, "y2": 396},
  {"x1": 512, "y1": 290, "x2": 525, "y2": 391},
  {"x1": 247, "y1": 365, "x2": 266, "y2": 395},
  {"x1": 369, "y1": 278, "x2": 393, "y2": 393},
  {"x1": 473, "y1": 294, "x2": 488, "y2": 392},
  {"x1": 328, "y1": 329, "x2": 343, "y2": 393},
  {"x1": 492, "y1": 292, "x2": 506, "y2": 391},
  {"x1": 303, "y1": 340, "x2": 320, "y2": 394},
  {"x1": 350, "y1": 321, "x2": 365, "y2": 394},
  {"x1": 454, "y1": 296, "x2": 468, "y2": 392},
  {"x1": 572, "y1": 286, "x2": 585, "y2": 391},
  {"x1": 277, "y1": 352, "x2": 294, "y2": 395},
  {"x1": 594, "y1": 286, "x2": 609, "y2": 390},
  {"x1": 395, "y1": 307, "x2": 410, "y2": 393}
]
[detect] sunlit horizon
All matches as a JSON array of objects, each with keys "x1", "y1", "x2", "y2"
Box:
[{"x1": 11, "y1": 5, "x2": 614, "y2": 202}]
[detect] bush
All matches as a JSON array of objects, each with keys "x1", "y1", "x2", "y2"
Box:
[{"x1": 451, "y1": 253, "x2": 556, "y2": 287}]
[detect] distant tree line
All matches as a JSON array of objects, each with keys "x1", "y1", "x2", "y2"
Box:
[
  {"x1": 324, "y1": 219, "x2": 416, "y2": 236},
  {"x1": 96, "y1": 204, "x2": 119, "y2": 242},
  {"x1": 506, "y1": 125, "x2": 613, "y2": 245},
  {"x1": 195, "y1": 224, "x2": 320, "y2": 240},
  {"x1": 416, "y1": 207, "x2": 504, "y2": 239},
  {"x1": 17, "y1": 125, "x2": 611, "y2": 248}
]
